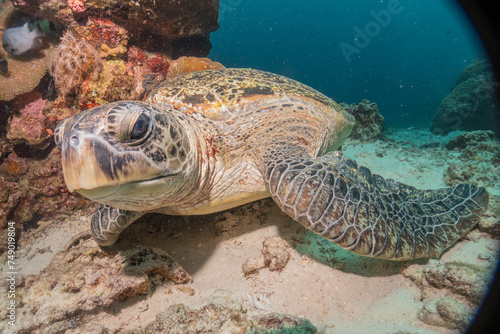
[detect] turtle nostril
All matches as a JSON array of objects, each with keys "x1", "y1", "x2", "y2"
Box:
[{"x1": 61, "y1": 137, "x2": 68, "y2": 150}]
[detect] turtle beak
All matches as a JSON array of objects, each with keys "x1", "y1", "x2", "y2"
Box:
[
  {"x1": 59, "y1": 130, "x2": 164, "y2": 193},
  {"x1": 59, "y1": 130, "x2": 115, "y2": 192}
]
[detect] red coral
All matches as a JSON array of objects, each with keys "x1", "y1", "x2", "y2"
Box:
[
  {"x1": 146, "y1": 55, "x2": 169, "y2": 73},
  {"x1": 87, "y1": 17, "x2": 129, "y2": 48},
  {"x1": 127, "y1": 46, "x2": 148, "y2": 65}
]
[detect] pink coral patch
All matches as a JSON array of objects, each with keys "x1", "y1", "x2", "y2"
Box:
[
  {"x1": 68, "y1": 0, "x2": 85, "y2": 13},
  {"x1": 7, "y1": 92, "x2": 48, "y2": 146}
]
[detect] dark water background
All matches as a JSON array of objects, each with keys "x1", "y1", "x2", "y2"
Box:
[{"x1": 210, "y1": 0, "x2": 486, "y2": 128}]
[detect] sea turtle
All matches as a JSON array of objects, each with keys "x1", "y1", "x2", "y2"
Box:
[{"x1": 54, "y1": 68, "x2": 489, "y2": 260}]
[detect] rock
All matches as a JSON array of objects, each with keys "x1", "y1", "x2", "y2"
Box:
[
  {"x1": 242, "y1": 255, "x2": 266, "y2": 275},
  {"x1": 404, "y1": 259, "x2": 494, "y2": 331},
  {"x1": 431, "y1": 59, "x2": 500, "y2": 135},
  {"x1": 478, "y1": 210, "x2": 500, "y2": 238},
  {"x1": 0, "y1": 236, "x2": 192, "y2": 333},
  {"x1": 443, "y1": 130, "x2": 500, "y2": 187},
  {"x1": 262, "y1": 236, "x2": 291, "y2": 272},
  {"x1": 242, "y1": 236, "x2": 291, "y2": 275},
  {"x1": 128, "y1": 290, "x2": 316, "y2": 333},
  {"x1": 340, "y1": 99, "x2": 385, "y2": 140},
  {"x1": 404, "y1": 259, "x2": 489, "y2": 305},
  {"x1": 444, "y1": 130, "x2": 496, "y2": 150},
  {"x1": 418, "y1": 297, "x2": 472, "y2": 330}
]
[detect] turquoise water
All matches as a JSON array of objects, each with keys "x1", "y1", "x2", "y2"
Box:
[{"x1": 210, "y1": 0, "x2": 486, "y2": 128}]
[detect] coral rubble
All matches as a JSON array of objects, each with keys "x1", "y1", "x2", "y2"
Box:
[{"x1": 431, "y1": 59, "x2": 500, "y2": 135}]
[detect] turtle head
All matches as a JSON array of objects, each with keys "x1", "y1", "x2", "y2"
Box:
[{"x1": 55, "y1": 101, "x2": 198, "y2": 211}]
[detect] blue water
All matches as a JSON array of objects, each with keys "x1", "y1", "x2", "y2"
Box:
[{"x1": 210, "y1": 0, "x2": 486, "y2": 128}]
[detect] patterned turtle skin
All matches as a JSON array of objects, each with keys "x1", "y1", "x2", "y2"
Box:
[{"x1": 54, "y1": 68, "x2": 489, "y2": 260}]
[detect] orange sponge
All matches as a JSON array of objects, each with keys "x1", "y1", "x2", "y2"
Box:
[{"x1": 167, "y1": 56, "x2": 225, "y2": 78}]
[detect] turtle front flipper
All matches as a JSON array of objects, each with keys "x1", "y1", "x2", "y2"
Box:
[
  {"x1": 91, "y1": 204, "x2": 144, "y2": 246},
  {"x1": 263, "y1": 149, "x2": 489, "y2": 260}
]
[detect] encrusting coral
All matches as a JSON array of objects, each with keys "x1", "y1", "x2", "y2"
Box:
[
  {"x1": 100, "y1": 41, "x2": 127, "y2": 59},
  {"x1": 49, "y1": 31, "x2": 101, "y2": 95},
  {"x1": 6, "y1": 92, "x2": 49, "y2": 147}
]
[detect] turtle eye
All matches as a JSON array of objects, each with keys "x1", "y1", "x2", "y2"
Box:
[{"x1": 131, "y1": 114, "x2": 149, "y2": 140}]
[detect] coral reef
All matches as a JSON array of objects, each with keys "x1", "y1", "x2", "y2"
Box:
[
  {"x1": 167, "y1": 56, "x2": 225, "y2": 78},
  {"x1": 100, "y1": 41, "x2": 127, "y2": 59},
  {"x1": 431, "y1": 59, "x2": 500, "y2": 135},
  {"x1": 443, "y1": 130, "x2": 500, "y2": 187},
  {"x1": 86, "y1": 17, "x2": 130, "y2": 56},
  {"x1": 13, "y1": 0, "x2": 219, "y2": 56},
  {"x1": 340, "y1": 99, "x2": 385, "y2": 140},
  {"x1": 49, "y1": 31, "x2": 102, "y2": 96},
  {"x1": 0, "y1": 1, "x2": 212, "y2": 235},
  {"x1": 78, "y1": 50, "x2": 171, "y2": 109}
]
